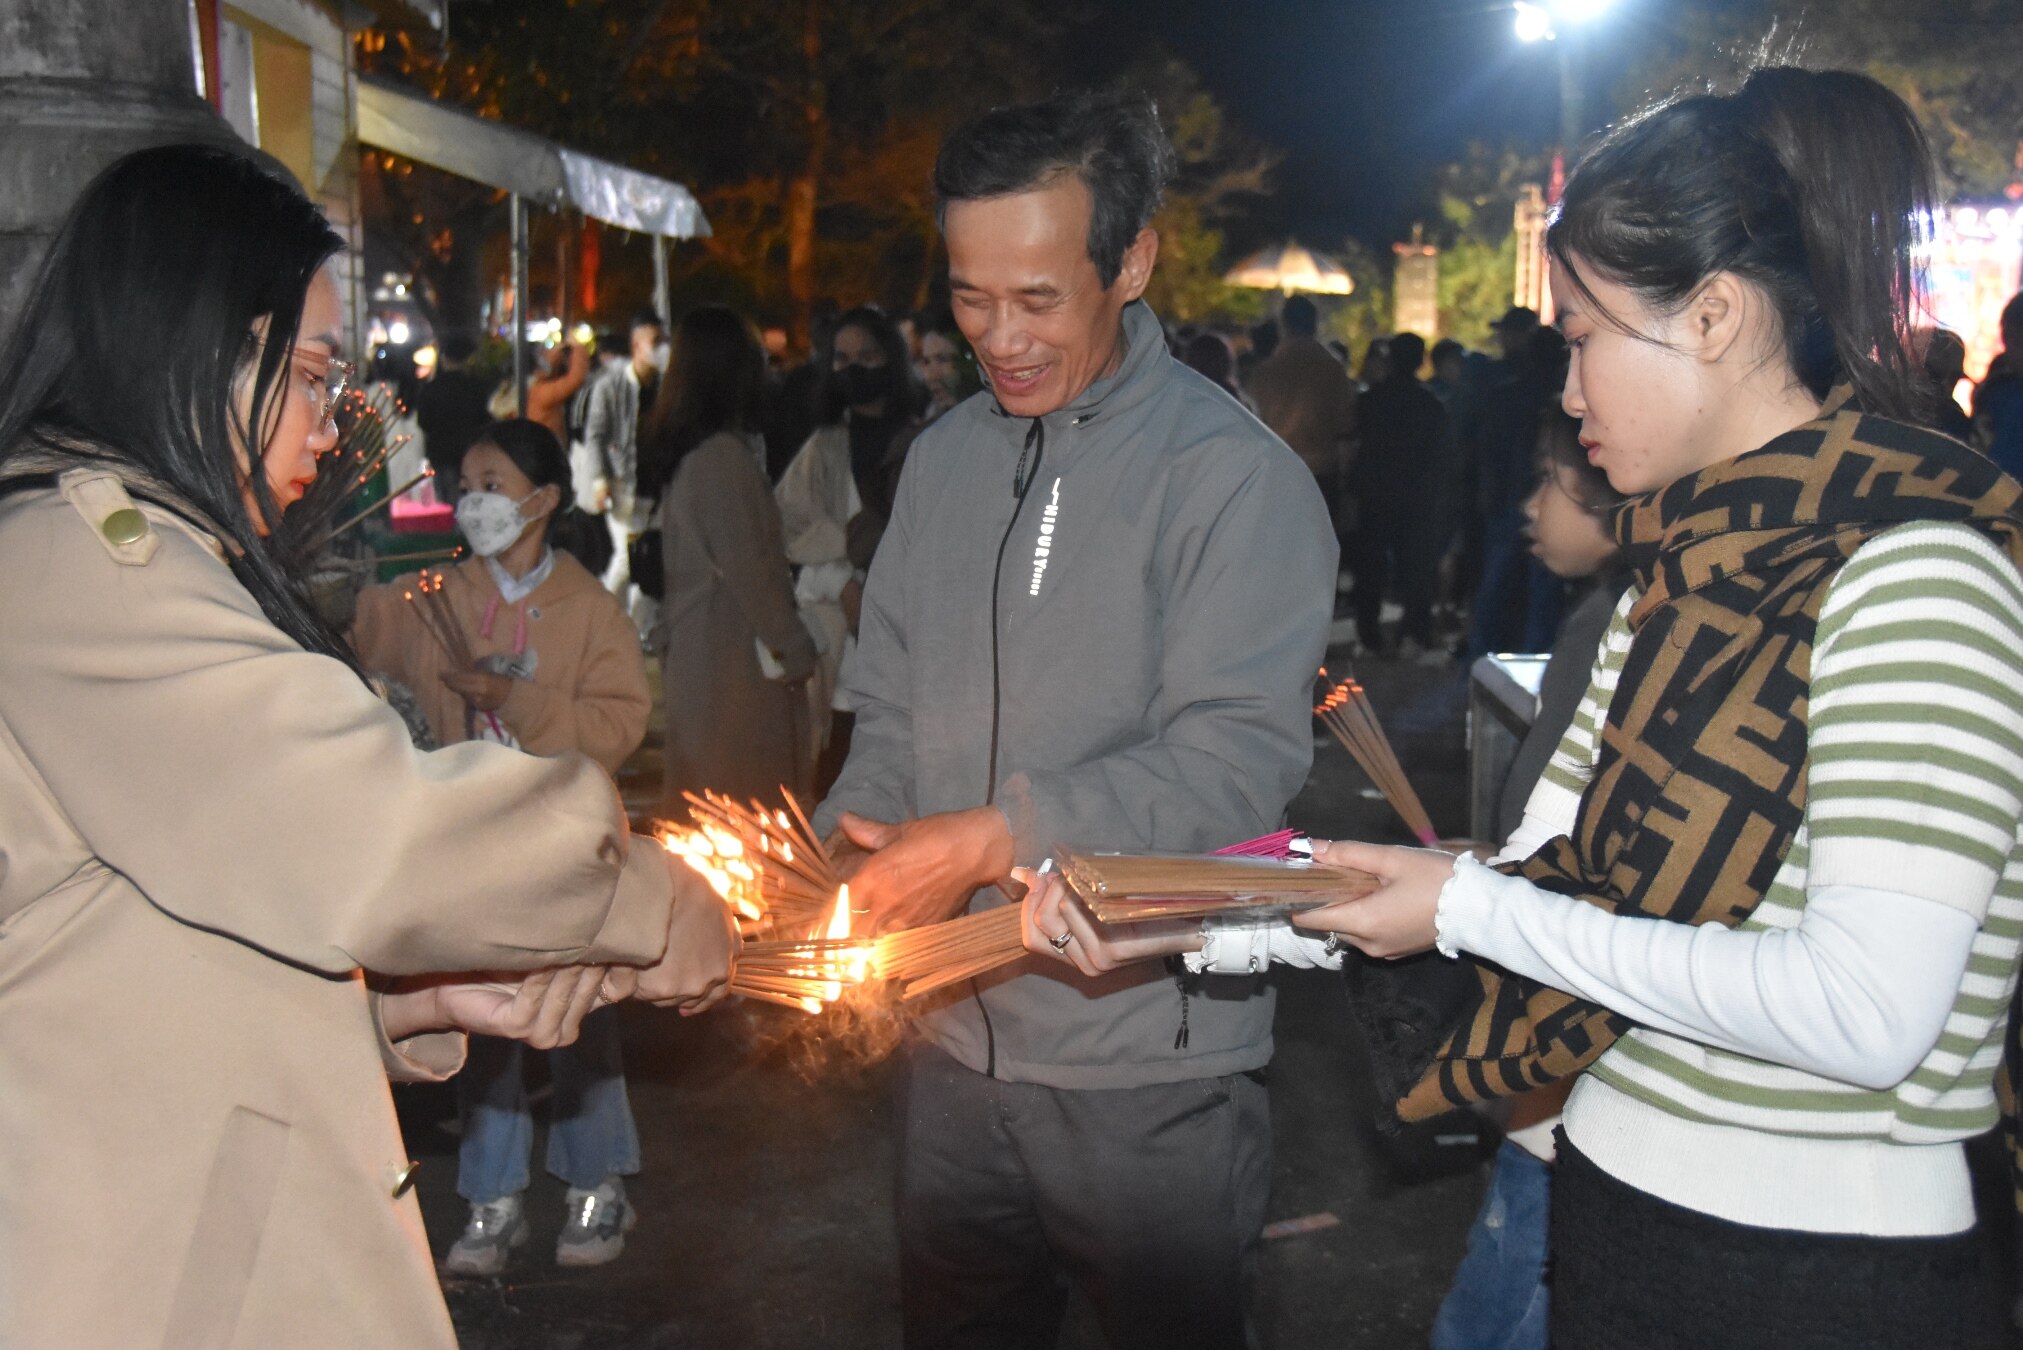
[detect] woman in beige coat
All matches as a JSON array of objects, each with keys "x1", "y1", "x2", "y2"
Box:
[
  {"x1": 0, "y1": 145, "x2": 737, "y2": 1349},
  {"x1": 642, "y1": 307, "x2": 819, "y2": 808}
]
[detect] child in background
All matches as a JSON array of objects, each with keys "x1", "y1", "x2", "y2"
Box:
[
  {"x1": 351, "y1": 418, "x2": 652, "y2": 1275},
  {"x1": 1431, "y1": 407, "x2": 1628, "y2": 1350}
]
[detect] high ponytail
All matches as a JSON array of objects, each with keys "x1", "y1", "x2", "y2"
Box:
[{"x1": 1549, "y1": 66, "x2": 1937, "y2": 422}]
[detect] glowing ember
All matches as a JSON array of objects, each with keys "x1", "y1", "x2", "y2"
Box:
[{"x1": 660, "y1": 822, "x2": 768, "y2": 924}]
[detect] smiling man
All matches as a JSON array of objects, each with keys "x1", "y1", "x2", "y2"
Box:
[{"x1": 812, "y1": 90, "x2": 1335, "y2": 1349}]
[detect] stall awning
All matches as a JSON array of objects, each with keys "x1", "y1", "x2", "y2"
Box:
[{"x1": 355, "y1": 77, "x2": 710, "y2": 238}]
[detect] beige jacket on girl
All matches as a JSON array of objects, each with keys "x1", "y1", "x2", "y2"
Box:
[{"x1": 351, "y1": 550, "x2": 651, "y2": 776}]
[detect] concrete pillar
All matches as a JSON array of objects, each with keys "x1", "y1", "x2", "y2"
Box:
[{"x1": 0, "y1": 0, "x2": 237, "y2": 335}]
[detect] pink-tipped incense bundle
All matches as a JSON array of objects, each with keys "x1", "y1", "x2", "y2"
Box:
[{"x1": 1315, "y1": 669, "x2": 1439, "y2": 845}]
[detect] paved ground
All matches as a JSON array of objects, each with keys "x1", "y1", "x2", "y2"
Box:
[{"x1": 397, "y1": 647, "x2": 2023, "y2": 1347}]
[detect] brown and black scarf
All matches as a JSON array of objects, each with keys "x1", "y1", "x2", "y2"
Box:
[{"x1": 1345, "y1": 392, "x2": 2023, "y2": 1157}]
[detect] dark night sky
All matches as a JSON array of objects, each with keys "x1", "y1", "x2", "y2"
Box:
[{"x1": 1081, "y1": 0, "x2": 1682, "y2": 250}]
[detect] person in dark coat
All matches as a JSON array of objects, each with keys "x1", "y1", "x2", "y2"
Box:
[
  {"x1": 1349, "y1": 331, "x2": 1450, "y2": 655},
  {"x1": 413, "y1": 332, "x2": 495, "y2": 493}
]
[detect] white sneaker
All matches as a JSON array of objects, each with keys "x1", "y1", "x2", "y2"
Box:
[
  {"x1": 443, "y1": 1194, "x2": 528, "y2": 1277},
  {"x1": 556, "y1": 1177, "x2": 636, "y2": 1268}
]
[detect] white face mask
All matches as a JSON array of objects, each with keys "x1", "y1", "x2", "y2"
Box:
[
  {"x1": 650, "y1": 342, "x2": 671, "y2": 372},
  {"x1": 455, "y1": 489, "x2": 542, "y2": 558}
]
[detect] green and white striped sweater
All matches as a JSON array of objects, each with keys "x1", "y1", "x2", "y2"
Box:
[{"x1": 1519, "y1": 520, "x2": 2023, "y2": 1234}]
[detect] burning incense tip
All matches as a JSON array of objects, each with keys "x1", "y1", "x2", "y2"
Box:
[{"x1": 1261, "y1": 1212, "x2": 1340, "y2": 1241}]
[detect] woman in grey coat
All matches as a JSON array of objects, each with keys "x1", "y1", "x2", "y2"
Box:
[{"x1": 641, "y1": 307, "x2": 818, "y2": 809}]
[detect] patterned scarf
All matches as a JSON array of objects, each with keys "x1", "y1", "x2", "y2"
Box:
[{"x1": 1349, "y1": 392, "x2": 2023, "y2": 1135}]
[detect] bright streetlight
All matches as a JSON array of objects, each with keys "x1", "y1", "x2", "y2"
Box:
[
  {"x1": 1511, "y1": 0, "x2": 1613, "y2": 152},
  {"x1": 1513, "y1": 2, "x2": 1554, "y2": 43},
  {"x1": 1513, "y1": 0, "x2": 1613, "y2": 44}
]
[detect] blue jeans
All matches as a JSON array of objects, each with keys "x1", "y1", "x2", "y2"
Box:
[
  {"x1": 1431, "y1": 1140, "x2": 1551, "y2": 1350},
  {"x1": 455, "y1": 1006, "x2": 641, "y2": 1203}
]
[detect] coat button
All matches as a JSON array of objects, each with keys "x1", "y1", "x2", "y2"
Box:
[
  {"x1": 390, "y1": 1160, "x2": 420, "y2": 1199},
  {"x1": 101, "y1": 508, "x2": 147, "y2": 545}
]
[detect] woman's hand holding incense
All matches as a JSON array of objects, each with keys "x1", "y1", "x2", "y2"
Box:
[
  {"x1": 834, "y1": 806, "x2": 1016, "y2": 935},
  {"x1": 1291, "y1": 839, "x2": 1454, "y2": 959},
  {"x1": 382, "y1": 965, "x2": 611, "y2": 1048},
  {"x1": 1022, "y1": 871, "x2": 1204, "y2": 977},
  {"x1": 633, "y1": 864, "x2": 741, "y2": 1014},
  {"x1": 441, "y1": 668, "x2": 511, "y2": 711}
]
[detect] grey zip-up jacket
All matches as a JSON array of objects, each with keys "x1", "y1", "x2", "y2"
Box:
[{"x1": 815, "y1": 301, "x2": 1336, "y2": 1089}]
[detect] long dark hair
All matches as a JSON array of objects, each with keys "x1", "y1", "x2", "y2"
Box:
[
  {"x1": 638, "y1": 305, "x2": 765, "y2": 494},
  {"x1": 0, "y1": 144, "x2": 359, "y2": 672},
  {"x1": 1549, "y1": 66, "x2": 1936, "y2": 422},
  {"x1": 816, "y1": 306, "x2": 921, "y2": 428},
  {"x1": 468, "y1": 418, "x2": 612, "y2": 576}
]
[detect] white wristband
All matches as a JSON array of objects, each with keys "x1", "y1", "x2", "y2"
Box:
[{"x1": 1184, "y1": 915, "x2": 1274, "y2": 975}]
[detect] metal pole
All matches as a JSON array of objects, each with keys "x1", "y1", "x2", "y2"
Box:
[
  {"x1": 557, "y1": 212, "x2": 572, "y2": 335},
  {"x1": 510, "y1": 192, "x2": 528, "y2": 417},
  {"x1": 652, "y1": 235, "x2": 670, "y2": 324},
  {"x1": 1558, "y1": 36, "x2": 1583, "y2": 162}
]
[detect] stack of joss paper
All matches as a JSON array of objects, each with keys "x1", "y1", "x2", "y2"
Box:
[
  {"x1": 867, "y1": 830, "x2": 1369, "y2": 999},
  {"x1": 1052, "y1": 844, "x2": 1379, "y2": 923}
]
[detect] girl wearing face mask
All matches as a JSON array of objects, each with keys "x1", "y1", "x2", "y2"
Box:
[
  {"x1": 774, "y1": 306, "x2": 925, "y2": 784},
  {"x1": 351, "y1": 419, "x2": 656, "y2": 1274}
]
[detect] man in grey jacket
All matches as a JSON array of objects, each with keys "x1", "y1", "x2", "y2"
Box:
[{"x1": 814, "y1": 90, "x2": 1335, "y2": 1349}]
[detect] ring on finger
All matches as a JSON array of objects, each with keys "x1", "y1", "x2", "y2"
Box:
[
  {"x1": 1322, "y1": 932, "x2": 1343, "y2": 957},
  {"x1": 1049, "y1": 931, "x2": 1073, "y2": 952}
]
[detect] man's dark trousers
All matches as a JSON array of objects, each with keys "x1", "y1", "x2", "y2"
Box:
[{"x1": 896, "y1": 1039, "x2": 1271, "y2": 1349}]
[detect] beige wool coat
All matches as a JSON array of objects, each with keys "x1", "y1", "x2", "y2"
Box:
[{"x1": 0, "y1": 465, "x2": 679, "y2": 1349}]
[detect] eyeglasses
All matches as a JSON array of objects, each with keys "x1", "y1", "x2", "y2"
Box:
[{"x1": 316, "y1": 357, "x2": 356, "y2": 428}]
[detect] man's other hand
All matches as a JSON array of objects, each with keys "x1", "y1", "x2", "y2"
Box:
[{"x1": 835, "y1": 806, "x2": 1016, "y2": 934}]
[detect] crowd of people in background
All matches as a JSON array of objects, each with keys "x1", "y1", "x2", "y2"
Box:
[{"x1": 359, "y1": 265, "x2": 2023, "y2": 840}]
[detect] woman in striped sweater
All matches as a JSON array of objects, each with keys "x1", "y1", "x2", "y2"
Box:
[{"x1": 1289, "y1": 68, "x2": 2023, "y2": 1348}]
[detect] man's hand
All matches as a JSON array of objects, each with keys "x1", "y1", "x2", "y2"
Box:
[
  {"x1": 442, "y1": 668, "x2": 512, "y2": 712},
  {"x1": 1021, "y1": 869, "x2": 1203, "y2": 977},
  {"x1": 835, "y1": 806, "x2": 1016, "y2": 934},
  {"x1": 633, "y1": 863, "x2": 740, "y2": 1014},
  {"x1": 383, "y1": 966, "x2": 611, "y2": 1049}
]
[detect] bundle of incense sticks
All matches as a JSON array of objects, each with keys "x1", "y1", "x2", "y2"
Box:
[
  {"x1": 728, "y1": 887, "x2": 880, "y2": 1011},
  {"x1": 1054, "y1": 847, "x2": 1379, "y2": 923},
  {"x1": 661, "y1": 788, "x2": 840, "y2": 935},
  {"x1": 871, "y1": 904, "x2": 1028, "y2": 1001},
  {"x1": 404, "y1": 568, "x2": 475, "y2": 670},
  {"x1": 1315, "y1": 669, "x2": 1439, "y2": 846},
  {"x1": 280, "y1": 384, "x2": 417, "y2": 557}
]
